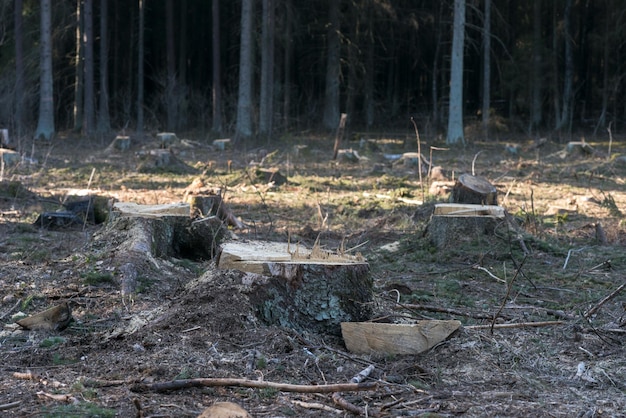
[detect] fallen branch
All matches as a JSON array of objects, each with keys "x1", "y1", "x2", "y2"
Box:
[
  {"x1": 584, "y1": 282, "x2": 626, "y2": 319},
  {"x1": 398, "y1": 302, "x2": 496, "y2": 320},
  {"x1": 0, "y1": 298, "x2": 21, "y2": 321},
  {"x1": 131, "y1": 378, "x2": 377, "y2": 393},
  {"x1": 0, "y1": 401, "x2": 21, "y2": 411},
  {"x1": 465, "y1": 321, "x2": 565, "y2": 330},
  {"x1": 332, "y1": 392, "x2": 367, "y2": 415},
  {"x1": 491, "y1": 256, "x2": 527, "y2": 333}
]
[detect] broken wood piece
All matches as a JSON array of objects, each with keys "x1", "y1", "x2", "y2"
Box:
[
  {"x1": 16, "y1": 302, "x2": 72, "y2": 331},
  {"x1": 340, "y1": 320, "x2": 461, "y2": 355},
  {"x1": 218, "y1": 240, "x2": 372, "y2": 334},
  {"x1": 336, "y1": 148, "x2": 362, "y2": 163},
  {"x1": 112, "y1": 202, "x2": 190, "y2": 218},
  {"x1": 187, "y1": 195, "x2": 245, "y2": 229},
  {"x1": 428, "y1": 203, "x2": 505, "y2": 249},
  {"x1": 451, "y1": 173, "x2": 497, "y2": 205},
  {"x1": 566, "y1": 141, "x2": 597, "y2": 156},
  {"x1": 332, "y1": 113, "x2": 348, "y2": 160},
  {"x1": 198, "y1": 402, "x2": 251, "y2": 418},
  {"x1": 136, "y1": 149, "x2": 196, "y2": 174}
]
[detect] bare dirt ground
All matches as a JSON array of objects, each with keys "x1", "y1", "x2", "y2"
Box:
[{"x1": 1, "y1": 130, "x2": 626, "y2": 417}]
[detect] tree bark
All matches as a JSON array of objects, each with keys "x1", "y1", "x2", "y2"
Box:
[
  {"x1": 235, "y1": 0, "x2": 254, "y2": 141},
  {"x1": 259, "y1": 0, "x2": 275, "y2": 139},
  {"x1": 556, "y1": 0, "x2": 573, "y2": 134},
  {"x1": 97, "y1": 0, "x2": 111, "y2": 134},
  {"x1": 446, "y1": 0, "x2": 465, "y2": 145},
  {"x1": 322, "y1": 0, "x2": 341, "y2": 130},
  {"x1": 481, "y1": 0, "x2": 491, "y2": 134},
  {"x1": 34, "y1": 0, "x2": 55, "y2": 141},
  {"x1": 73, "y1": 0, "x2": 84, "y2": 133},
  {"x1": 530, "y1": 0, "x2": 543, "y2": 131},
  {"x1": 137, "y1": 0, "x2": 145, "y2": 135},
  {"x1": 166, "y1": 0, "x2": 177, "y2": 131},
  {"x1": 211, "y1": 0, "x2": 222, "y2": 134},
  {"x1": 83, "y1": 0, "x2": 95, "y2": 135},
  {"x1": 14, "y1": 0, "x2": 25, "y2": 139}
]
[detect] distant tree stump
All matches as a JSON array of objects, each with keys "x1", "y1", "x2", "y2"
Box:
[
  {"x1": 157, "y1": 132, "x2": 178, "y2": 148},
  {"x1": 451, "y1": 174, "x2": 497, "y2": 205},
  {"x1": 136, "y1": 149, "x2": 197, "y2": 174},
  {"x1": 218, "y1": 241, "x2": 373, "y2": 335}
]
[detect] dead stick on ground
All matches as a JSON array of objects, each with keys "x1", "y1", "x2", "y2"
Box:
[
  {"x1": 291, "y1": 400, "x2": 342, "y2": 415},
  {"x1": 465, "y1": 321, "x2": 565, "y2": 330},
  {"x1": 491, "y1": 255, "x2": 527, "y2": 334},
  {"x1": 0, "y1": 401, "x2": 21, "y2": 411},
  {"x1": 131, "y1": 378, "x2": 377, "y2": 393},
  {"x1": 584, "y1": 282, "x2": 626, "y2": 319},
  {"x1": 0, "y1": 299, "x2": 21, "y2": 321}
]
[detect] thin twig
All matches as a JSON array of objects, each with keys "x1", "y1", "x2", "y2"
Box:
[
  {"x1": 291, "y1": 400, "x2": 342, "y2": 414},
  {"x1": 410, "y1": 117, "x2": 424, "y2": 202},
  {"x1": 584, "y1": 282, "x2": 626, "y2": 319},
  {"x1": 491, "y1": 256, "x2": 527, "y2": 333},
  {"x1": 607, "y1": 121, "x2": 613, "y2": 161},
  {"x1": 0, "y1": 401, "x2": 21, "y2": 411},
  {"x1": 466, "y1": 321, "x2": 565, "y2": 330},
  {"x1": 0, "y1": 298, "x2": 21, "y2": 321}
]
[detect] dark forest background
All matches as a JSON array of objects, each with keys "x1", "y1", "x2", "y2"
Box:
[{"x1": 0, "y1": 0, "x2": 624, "y2": 143}]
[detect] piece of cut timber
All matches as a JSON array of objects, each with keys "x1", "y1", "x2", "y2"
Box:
[
  {"x1": 157, "y1": 132, "x2": 178, "y2": 147},
  {"x1": 113, "y1": 135, "x2": 131, "y2": 151},
  {"x1": 451, "y1": 173, "x2": 497, "y2": 205},
  {"x1": 341, "y1": 320, "x2": 461, "y2": 355},
  {"x1": 218, "y1": 240, "x2": 372, "y2": 335},
  {"x1": 17, "y1": 302, "x2": 73, "y2": 331},
  {"x1": 213, "y1": 138, "x2": 231, "y2": 150},
  {"x1": 566, "y1": 141, "x2": 596, "y2": 156},
  {"x1": 428, "y1": 203, "x2": 505, "y2": 249}
]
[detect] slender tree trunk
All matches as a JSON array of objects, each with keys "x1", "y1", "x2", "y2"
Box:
[
  {"x1": 322, "y1": 0, "x2": 341, "y2": 130},
  {"x1": 178, "y1": 0, "x2": 187, "y2": 87},
  {"x1": 446, "y1": 0, "x2": 465, "y2": 145},
  {"x1": 235, "y1": 0, "x2": 254, "y2": 141},
  {"x1": 282, "y1": 0, "x2": 293, "y2": 129},
  {"x1": 481, "y1": 0, "x2": 491, "y2": 134},
  {"x1": 364, "y1": 14, "x2": 374, "y2": 130},
  {"x1": 530, "y1": 0, "x2": 543, "y2": 132},
  {"x1": 137, "y1": 0, "x2": 145, "y2": 135},
  {"x1": 14, "y1": 0, "x2": 25, "y2": 138},
  {"x1": 557, "y1": 0, "x2": 573, "y2": 134},
  {"x1": 166, "y1": 0, "x2": 177, "y2": 131},
  {"x1": 594, "y1": 2, "x2": 610, "y2": 136},
  {"x1": 83, "y1": 0, "x2": 95, "y2": 135},
  {"x1": 73, "y1": 0, "x2": 84, "y2": 133},
  {"x1": 34, "y1": 0, "x2": 55, "y2": 141},
  {"x1": 211, "y1": 0, "x2": 222, "y2": 134},
  {"x1": 97, "y1": 0, "x2": 111, "y2": 134},
  {"x1": 259, "y1": 0, "x2": 275, "y2": 139},
  {"x1": 432, "y1": 2, "x2": 443, "y2": 130}
]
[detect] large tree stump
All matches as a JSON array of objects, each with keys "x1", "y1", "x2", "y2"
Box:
[
  {"x1": 451, "y1": 174, "x2": 497, "y2": 205},
  {"x1": 428, "y1": 203, "x2": 505, "y2": 249},
  {"x1": 217, "y1": 241, "x2": 372, "y2": 335}
]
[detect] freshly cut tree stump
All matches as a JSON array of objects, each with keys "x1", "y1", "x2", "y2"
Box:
[
  {"x1": 136, "y1": 149, "x2": 197, "y2": 174},
  {"x1": 451, "y1": 173, "x2": 497, "y2": 205},
  {"x1": 428, "y1": 203, "x2": 505, "y2": 249},
  {"x1": 218, "y1": 240, "x2": 372, "y2": 335},
  {"x1": 157, "y1": 132, "x2": 178, "y2": 147}
]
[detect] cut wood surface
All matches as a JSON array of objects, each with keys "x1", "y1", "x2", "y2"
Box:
[
  {"x1": 112, "y1": 202, "x2": 190, "y2": 218},
  {"x1": 433, "y1": 203, "x2": 504, "y2": 217},
  {"x1": 16, "y1": 302, "x2": 72, "y2": 331},
  {"x1": 451, "y1": 173, "x2": 497, "y2": 205},
  {"x1": 341, "y1": 320, "x2": 461, "y2": 355}
]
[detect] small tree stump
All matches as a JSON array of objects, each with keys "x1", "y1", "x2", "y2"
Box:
[
  {"x1": 112, "y1": 135, "x2": 131, "y2": 151},
  {"x1": 218, "y1": 240, "x2": 372, "y2": 335},
  {"x1": 255, "y1": 168, "x2": 287, "y2": 185},
  {"x1": 451, "y1": 174, "x2": 497, "y2": 205},
  {"x1": 157, "y1": 132, "x2": 178, "y2": 148},
  {"x1": 136, "y1": 149, "x2": 197, "y2": 174}
]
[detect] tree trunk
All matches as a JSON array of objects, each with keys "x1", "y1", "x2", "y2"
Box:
[
  {"x1": 481, "y1": 0, "x2": 491, "y2": 134},
  {"x1": 166, "y1": 0, "x2": 177, "y2": 131},
  {"x1": 451, "y1": 174, "x2": 498, "y2": 205},
  {"x1": 259, "y1": 0, "x2": 275, "y2": 139},
  {"x1": 322, "y1": 0, "x2": 341, "y2": 130},
  {"x1": 83, "y1": 0, "x2": 95, "y2": 135},
  {"x1": 97, "y1": 0, "x2": 111, "y2": 134},
  {"x1": 211, "y1": 0, "x2": 222, "y2": 134},
  {"x1": 34, "y1": 0, "x2": 55, "y2": 141},
  {"x1": 530, "y1": 0, "x2": 543, "y2": 132},
  {"x1": 14, "y1": 0, "x2": 25, "y2": 139},
  {"x1": 556, "y1": 0, "x2": 573, "y2": 134},
  {"x1": 282, "y1": 0, "x2": 293, "y2": 129},
  {"x1": 446, "y1": 0, "x2": 465, "y2": 145},
  {"x1": 73, "y1": 0, "x2": 84, "y2": 133},
  {"x1": 235, "y1": 0, "x2": 254, "y2": 141},
  {"x1": 137, "y1": 0, "x2": 145, "y2": 135}
]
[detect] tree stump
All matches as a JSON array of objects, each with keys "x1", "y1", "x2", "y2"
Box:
[
  {"x1": 217, "y1": 240, "x2": 372, "y2": 335},
  {"x1": 428, "y1": 203, "x2": 505, "y2": 249},
  {"x1": 451, "y1": 174, "x2": 497, "y2": 205},
  {"x1": 157, "y1": 132, "x2": 178, "y2": 148},
  {"x1": 136, "y1": 149, "x2": 197, "y2": 174}
]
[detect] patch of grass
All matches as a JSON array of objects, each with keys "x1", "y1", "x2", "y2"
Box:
[
  {"x1": 81, "y1": 271, "x2": 115, "y2": 286},
  {"x1": 174, "y1": 367, "x2": 193, "y2": 380},
  {"x1": 40, "y1": 336, "x2": 66, "y2": 348},
  {"x1": 52, "y1": 354, "x2": 77, "y2": 366},
  {"x1": 21, "y1": 294, "x2": 35, "y2": 310},
  {"x1": 259, "y1": 387, "x2": 278, "y2": 399},
  {"x1": 256, "y1": 356, "x2": 268, "y2": 369},
  {"x1": 136, "y1": 275, "x2": 154, "y2": 293},
  {"x1": 42, "y1": 402, "x2": 116, "y2": 418}
]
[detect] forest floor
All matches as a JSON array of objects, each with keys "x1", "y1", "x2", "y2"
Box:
[{"x1": 1, "y1": 129, "x2": 626, "y2": 417}]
